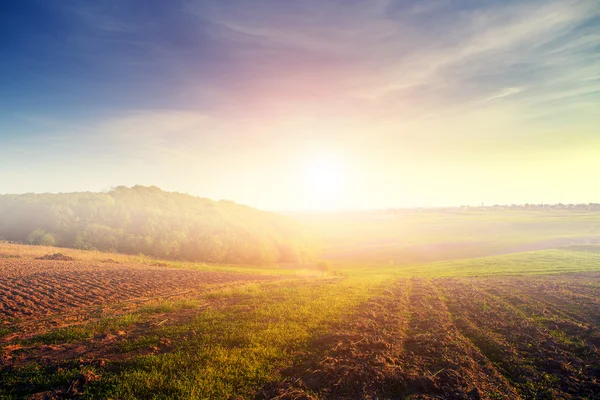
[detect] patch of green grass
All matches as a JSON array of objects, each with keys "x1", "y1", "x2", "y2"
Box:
[
  {"x1": 547, "y1": 329, "x2": 586, "y2": 349},
  {"x1": 118, "y1": 334, "x2": 163, "y2": 353},
  {"x1": 308, "y1": 209, "x2": 600, "y2": 268},
  {"x1": 0, "y1": 325, "x2": 17, "y2": 338},
  {"x1": 138, "y1": 299, "x2": 201, "y2": 314},
  {"x1": 509, "y1": 302, "x2": 590, "y2": 350},
  {"x1": 77, "y1": 277, "x2": 386, "y2": 399},
  {"x1": 29, "y1": 326, "x2": 95, "y2": 344},
  {"x1": 0, "y1": 363, "x2": 83, "y2": 398},
  {"x1": 2, "y1": 277, "x2": 387, "y2": 398},
  {"x1": 338, "y1": 249, "x2": 600, "y2": 278},
  {"x1": 27, "y1": 314, "x2": 144, "y2": 345}
]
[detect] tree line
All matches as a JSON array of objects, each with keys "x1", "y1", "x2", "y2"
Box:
[{"x1": 0, "y1": 186, "x2": 319, "y2": 264}]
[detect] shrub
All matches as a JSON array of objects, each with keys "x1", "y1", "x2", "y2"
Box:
[
  {"x1": 316, "y1": 260, "x2": 332, "y2": 272},
  {"x1": 27, "y1": 230, "x2": 56, "y2": 246}
]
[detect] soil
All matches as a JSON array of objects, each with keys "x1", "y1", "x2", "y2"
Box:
[
  {"x1": 261, "y1": 279, "x2": 517, "y2": 399},
  {"x1": 262, "y1": 274, "x2": 600, "y2": 399},
  {"x1": 2, "y1": 257, "x2": 599, "y2": 399},
  {"x1": 0, "y1": 258, "x2": 276, "y2": 324},
  {"x1": 36, "y1": 253, "x2": 75, "y2": 261}
]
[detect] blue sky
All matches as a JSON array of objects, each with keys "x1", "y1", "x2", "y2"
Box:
[{"x1": 1, "y1": 0, "x2": 599, "y2": 209}]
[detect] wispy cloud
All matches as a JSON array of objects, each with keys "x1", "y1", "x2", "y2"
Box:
[
  {"x1": 25, "y1": 0, "x2": 596, "y2": 126},
  {"x1": 177, "y1": 0, "x2": 600, "y2": 127},
  {"x1": 486, "y1": 87, "x2": 524, "y2": 102},
  {"x1": 2, "y1": 0, "x2": 599, "y2": 205}
]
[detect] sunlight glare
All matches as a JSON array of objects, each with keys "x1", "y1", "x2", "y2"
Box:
[{"x1": 302, "y1": 154, "x2": 346, "y2": 210}]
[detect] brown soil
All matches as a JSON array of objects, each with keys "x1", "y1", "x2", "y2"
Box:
[
  {"x1": 36, "y1": 253, "x2": 75, "y2": 261},
  {"x1": 262, "y1": 274, "x2": 600, "y2": 399},
  {"x1": 261, "y1": 279, "x2": 517, "y2": 399},
  {"x1": 0, "y1": 258, "x2": 276, "y2": 324},
  {"x1": 440, "y1": 278, "x2": 600, "y2": 399},
  {"x1": 0, "y1": 279, "x2": 325, "y2": 399}
]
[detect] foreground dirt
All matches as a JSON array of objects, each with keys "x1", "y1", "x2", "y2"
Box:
[
  {"x1": 0, "y1": 258, "x2": 277, "y2": 331},
  {"x1": 2, "y1": 258, "x2": 599, "y2": 399},
  {"x1": 263, "y1": 274, "x2": 600, "y2": 399},
  {"x1": 0, "y1": 278, "x2": 328, "y2": 399}
]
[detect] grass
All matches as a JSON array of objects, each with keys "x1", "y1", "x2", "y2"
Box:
[
  {"x1": 0, "y1": 326, "x2": 17, "y2": 339},
  {"x1": 336, "y1": 248, "x2": 600, "y2": 278},
  {"x1": 85, "y1": 278, "x2": 384, "y2": 399},
  {"x1": 1, "y1": 276, "x2": 388, "y2": 399},
  {"x1": 306, "y1": 209, "x2": 600, "y2": 265},
  {"x1": 25, "y1": 314, "x2": 145, "y2": 345},
  {"x1": 0, "y1": 242, "x2": 139, "y2": 263},
  {"x1": 2, "y1": 210, "x2": 600, "y2": 398},
  {"x1": 0, "y1": 242, "x2": 315, "y2": 277},
  {"x1": 138, "y1": 299, "x2": 201, "y2": 314},
  {"x1": 1, "y1": 363, "x2": 85, "y2": 397}
]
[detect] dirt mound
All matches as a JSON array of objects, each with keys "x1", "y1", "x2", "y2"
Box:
[
  {"x1": 100, "y1": 258, "x2": 120, "y2": 264},
  {"x1": 36, "y1": 253, "x2": 75, "y2": 261}
]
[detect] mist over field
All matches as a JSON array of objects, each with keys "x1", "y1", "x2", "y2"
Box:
[{"x1": 2, "y1": 0, "x2": 600, "y2": 398}]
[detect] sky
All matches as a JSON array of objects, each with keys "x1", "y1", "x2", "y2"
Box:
[{"x1": 1, "y1": 0, "x2": 599, "y2": 210}]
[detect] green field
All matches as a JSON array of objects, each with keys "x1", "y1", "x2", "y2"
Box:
[
  {"x1": 301, "y1": 209, "x2": 600, "y2": 265},
  {"x1": 1, "y1": 210, "x2": 600, "y2": 399}
]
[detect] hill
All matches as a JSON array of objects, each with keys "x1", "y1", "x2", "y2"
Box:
[{"x1": 0, "y1": 186, "x2": 317, "y2": 264}]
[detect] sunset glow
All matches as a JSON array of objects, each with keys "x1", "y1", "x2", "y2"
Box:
[
  {"x1": 301, "y1": 154, "x2": 347, "y2": 210},
  {"x1": 2, "y1": 2, "x2": 600, "y2": 397},
  {"x1": 1, "y1": 1, "x2": 599, "y2": 210}
]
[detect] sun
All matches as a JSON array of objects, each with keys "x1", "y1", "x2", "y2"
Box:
[{"x1": 301, "y1": 154, "x2": 346, "y2": 209}]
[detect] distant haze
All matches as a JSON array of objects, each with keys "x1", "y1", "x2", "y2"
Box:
[{"x1": 1, "y1": 1, "x2": 599, "y2": 210}]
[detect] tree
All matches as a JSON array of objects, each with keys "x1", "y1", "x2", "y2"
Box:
[
  {"x1": 27, "y1": 229, "x2": 56, "y2": 246},
  {"x1": 0, "y1": 187, "x2": 320, "y2": 264}
]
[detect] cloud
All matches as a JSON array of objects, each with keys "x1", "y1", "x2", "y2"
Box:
[
  {"x1": 486, "y1": 87, "x2": 524, "y2": 102},
  {"x1": 173, "y1": 0, "x2": 600, "y2": 131},
  {"x1": 18, "y1": 0, "x2": 594, "y2": 129},
  {"x1": 369, "y1": 1, "x2": 598, "y2": 104},
  {"x1": 3, "y1": 0, "x2": 599, "y2": 199}
]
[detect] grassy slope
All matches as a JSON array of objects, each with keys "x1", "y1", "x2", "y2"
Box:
[
  {"x1": 341, "y1": 248, "x2": 600, "y2": 278},
  {"x1": 301, "y1": 209, "x2": 600, "y2": 265},
  {"x1": 0, "y1": 242, "x2": 299, "y2": 276}
]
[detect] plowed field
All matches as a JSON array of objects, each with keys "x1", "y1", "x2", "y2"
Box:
[
  {"x1": 0, "y1": 259, "x2": 275, "y2": 323},
  {"x1": 267, "y1": 274, "x2": 600, "y2": 399},
  {"x1": 2, "y1": 252, "x2": 600, "y2": 399}
]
